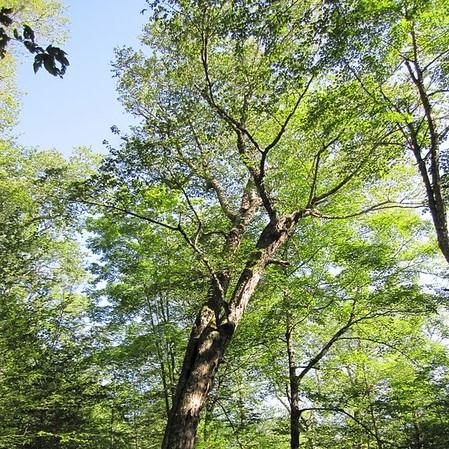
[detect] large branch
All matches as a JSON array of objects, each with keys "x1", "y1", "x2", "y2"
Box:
[
  {"x1": 236, "y1": 130, "x2": 277, "y2": 220},
  {"x1": 263, "y1": 75, "x2": 314, "y2": 155},
  {"x1": 306, "y1": 134, "x2": 343, "y2": 207},
  {"x1": 312, "y1": 129, "x2": 398, "y2": 205},
  {"x1": 185, "y1": 122, "x2": 238, "y2": 223},
  {"x1": 348, "y1": 43, "x2": 449, "y2": 262},
  {"x1": 296, "y1": 318, "x2": 356, "y2": 383},
  {"x1": 199, "y1": 23, "x2": 277, "y2": 220}
]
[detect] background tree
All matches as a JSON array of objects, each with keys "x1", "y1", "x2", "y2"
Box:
[
  {"x1": 0, "y1": 145, "x2": 105, "y2": 449},
  {"x1": 325, "y1": 0, "x2": 449, "y2": 262}
]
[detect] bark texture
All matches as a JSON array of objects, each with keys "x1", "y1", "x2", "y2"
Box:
[{"x1": 162, "y1": 213, "x2": 301, "y2": 449}]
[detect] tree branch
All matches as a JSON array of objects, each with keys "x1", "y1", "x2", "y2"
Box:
[
  {"x1": 185, "y1": 121, "x2": 238, "y2": 222},
  {"x1": 313, "y1": 129, "x2": 397, "y2": 205},
  {"x1": 79, "y1": 198, "x2": 179, "y2": 231},
  {"x1": 263, "y1": 75, "x2": 314, "y2": 154},
  {"x1": 299, "y1": 407, "x2": 387, "y2": 443},
  {"x1": 199, "y1": 24, "x2": 261, "y2": 152},
  {"x1": 317, "y1": 201, "x2": 424, "y2": 220}
]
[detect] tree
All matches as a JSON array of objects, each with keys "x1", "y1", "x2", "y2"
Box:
[
  {"x1": 84, "y1": 1, "x2": 427, "y2": 447},
  {"x1": 295, "y1": 318, "x2": 449, "y2": 449},
  {"x1": 0, "y1": 144, "x2": 104, "y2": 448},
  {"x1": 325, "y1": 0, "x2": 449, "y2": 263},
  {"x1": 228, "y1": 207, "x2": 440, "y2": 449}
]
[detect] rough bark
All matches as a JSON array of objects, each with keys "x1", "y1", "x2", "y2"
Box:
[{"x1": 161, "y1": 213, "x2": 301, "y2": 449}]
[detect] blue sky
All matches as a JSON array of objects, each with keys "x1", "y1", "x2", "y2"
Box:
[{"x1": 15, "y1": 0, "x2": 148, "y2": 156}]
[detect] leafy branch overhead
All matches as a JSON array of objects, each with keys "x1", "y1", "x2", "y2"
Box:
[
  {"x1": 2, "y1": 2, "x2": 449, "y2": 449},
  {"x1": 0, "y1": 7, "x2": 69, "y2": 77}
]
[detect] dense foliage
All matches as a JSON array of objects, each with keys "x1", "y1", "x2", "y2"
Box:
[{"x1": 1, "y1": 1, "x2": 449, "y2": 449}]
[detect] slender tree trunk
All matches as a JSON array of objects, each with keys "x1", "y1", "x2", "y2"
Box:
[
  {"x1": 161, "y1": 214, "x2": 299, "y2": 449},
  {"x1": 110, "y1": 400, "x2": 115, "y2": 449},
  {"x1": 286, "y1": 325, "x2": 301, "y2": 449},
  {"x1": 403, "y1": 44, "x2": 449, "y2": 263},
  {"x1": 407, "y1": 125, "x2": 449, "y2": 263},
  {"x1": 284, "y1": 300, "x2": 361, "y2": 449}
]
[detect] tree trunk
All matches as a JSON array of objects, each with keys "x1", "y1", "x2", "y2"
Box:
[
  {"x1": 286, "y1": 325, "x2": 301, "y2": 449},
  {"x1": 161, "y1": 214, "x2": 299, "y2": 449},
  {"x1": 161, "y1": 315, "x2": 230, "y2": 449},
  {"x1": 404, "y1": 54, "x2": 449, "y2": 264}
]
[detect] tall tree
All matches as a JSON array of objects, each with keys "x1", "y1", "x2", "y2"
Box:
[
  {"x1": 0, "y1": 145, "x2": 103, "y2": 448},
  {"x1": 85, "y1": 2, "x2": 425, "y2": 447},
  {"x1": 235, "y1": 207, "x2": 440, "y2": 449},
  {"x1": 326, "y1": 0, "x2": 449, "y2": 262}
]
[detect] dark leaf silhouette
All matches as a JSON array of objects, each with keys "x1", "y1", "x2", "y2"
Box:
[
  {"x1": 0, "y1": 8, "x2": 13, "y2": 26},
  {"x1": 23, "y1": 24, "x2": 35, "y2": 42},
  {"x1": 0, "y1": 7, "x2": 68, "y2": 77}
]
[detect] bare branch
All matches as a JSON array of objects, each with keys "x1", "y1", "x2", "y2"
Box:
[
  {"x1": 174, "y1": 180, "x2": 204, "y2": 246},
  {"x1": 216, "y1": 401, "x2": 245, "y2": 449},
  {"x1": 79, "y1": 198, "x2": 179, "y2": 231},
  {"x1": 296, "y1": 318, "x2": 355, "y2": 383},
  {"x1": 313, "y1": 130, "x2": 398, "y2": 205},
  {"x1": 318, "y1": 201, "x2": 425, "y2": 220},
  {"x1": 263, "y1": 75, "x2": 314, "y2": 154},
  {"x1": 429, "y1": 89, "x2": 449, "y2": 97},
  {"x1": 80, "y1": 197, "x2": 227, "y2": 300}
]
